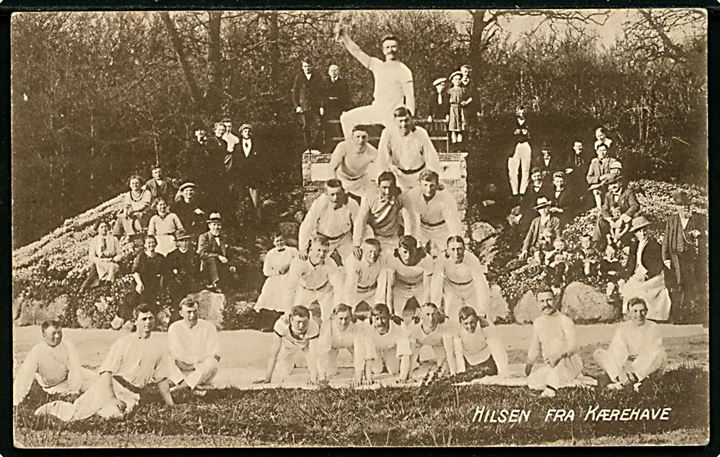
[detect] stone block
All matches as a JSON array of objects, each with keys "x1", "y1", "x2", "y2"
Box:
[{"x1": 561, "y1": 281, "x2": 620, "y2": 323}]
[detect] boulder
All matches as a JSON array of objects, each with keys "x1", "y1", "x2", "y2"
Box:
[
  {"x1": 76, "y1": 307, "x2": 94, "y2": 328},
  {"x1": 15, "y1": 296, "x2": 63, "y2": 326},
  {"x1": 471, "y1": 222, "x2": 498, "y2": 243},
  {"x1": 561, "y1": 281, "x2": 620, "y2": 323},
  {"x1": 513, "y1": 290, "x2": 542, "y2": 324},
  {"x1": 48, "y1": 294, "x2": 69, "y2": 320},
  {"x1": 191, "y1": 290, "x2": 226, "y2": 329},
  {"x1": 487, "y1": 284, "x2": 510, "y2": 323}
]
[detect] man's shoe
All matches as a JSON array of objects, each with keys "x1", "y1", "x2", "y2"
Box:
[
  {"x1": 540, "y1": 387, "x2": 557, "y2": 398},
  {"x1": 607, "y1": 381, "x2": 624, "y2": 390}
]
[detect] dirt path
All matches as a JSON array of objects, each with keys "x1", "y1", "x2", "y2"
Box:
[{"x1": 13, "y1": 323, "x2": 708, "y2": 389}]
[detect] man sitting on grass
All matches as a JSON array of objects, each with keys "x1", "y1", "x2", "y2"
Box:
[
  {"x1": 168, "y1": 297, "x2": 220, "y2": 397},
  {"x1": 14, "y1": 320, "x2": 97, "y2": 407},
  {"x1": 256, "y1": 305, "x2": 321, "y2": 385},
  {"x1": 524, "y1": 288, "x2": 584, "y2": 398},
  {"x1": 406, "y1": 302, "x2": 456, "y2": 375},
  {"x1": 360, "y1": 303, "x2": 412, "y2": 384},
  {"x1": 593, "y1": 297, "x2": 666, "y2": 392},
  {"x1": 317, "y1": 303, "x2": 367, "y2": 385},
  {"x1": 452, "y1": 306, "x2": 509, "y2": 377},
  {"x1": 34, "y1": 305, "x2": 179, "y2": 421}
]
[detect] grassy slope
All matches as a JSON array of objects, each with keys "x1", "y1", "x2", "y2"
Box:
[{"x1": 14, "y1": 367, "x2": 708, "y2": 447}]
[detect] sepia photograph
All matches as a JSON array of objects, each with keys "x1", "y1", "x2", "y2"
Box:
[{"x1": 10, "y1": 8, "x2": 709, "y2": 447}]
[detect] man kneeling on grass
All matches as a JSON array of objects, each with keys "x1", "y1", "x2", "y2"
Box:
[
  {"x1": 359, "y1": 303, "x2": 412, "y2": 384},
  {"x1": 256, "y1": 305, "x2": 321, "y2": 385},
  {"x1": 452, "y1": 306, "x2": 510, "y2": 377},
  {"x1": 14, "y1": 320, "x2": 97, "y2": 407},
  {"x1": 406, "y1": 302, "x2": 456, "y2": 375},
  {"x1": 168, "y1": 297, "x2": 220, "y2": 397},
  {"x1": 34, "y1": 305, "x2": 179, "y2": 421},
  {"x1": 524, "y1": 288, "x2": 584, "y2": 398},
  {"x1": 593, "y1": 297, "x2": 666, "y2": 392}
]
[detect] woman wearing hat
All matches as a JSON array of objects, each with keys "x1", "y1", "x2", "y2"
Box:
[
  {"x1": 172, "y1": 182, "x2": 205, "y2": 238},
  {"x1": 619, "y1": 216, "x2": 671, "y2": 321},
  {"x1": 519, "y1": 196, "x2": 561, "y2": 261},
  {"x1": 662, "y1": 190, "x2": 706, "y2": 315}
]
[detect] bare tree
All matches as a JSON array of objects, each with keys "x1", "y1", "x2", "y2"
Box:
[{"x1": 624, "y1": 9, "x2": 705, "y2": 63}]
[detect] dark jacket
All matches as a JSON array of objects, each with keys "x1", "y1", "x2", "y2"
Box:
[
  {"x1": 428, "y1": 92, "x2": 450, "y2": 120},
  {"x1": 292, "y1": 72, "x2": 324, "y2": 112},
  {"x1": 512, "y1": 117, "x2": 530, "y2": 144},
  {"x1": 601, "y1": 186, "x2": 640, "y2": 220},
  {"x1": 198, "y1": 231, "x2": 230, "y2": 260},
  {"x1": 626, "y1": 237, "x2": 663, "y2": 279},
  {"x1": 324, "y1": 77, "x2": 351, "y2": 119},
  {"x1": 662, "y1": 213, "x2": 705, "y2": 258}
]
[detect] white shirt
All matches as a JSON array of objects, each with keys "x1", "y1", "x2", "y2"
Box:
[
  {"x1": 377, "y1": 126, "x2": 440, "y2": 174},
  {"x1": 528, "y1": 312, "x2": 577, "y2": 362},
  {"x1": 456, "y1": 323, "x2": 497, "y2": 366},
  {"x1": 404, "y1": 188, "x2": 462, "y2": 241},
  {"x1": 168, "y1": 319, "x2": 220, "y2": 366},
  {"x1": 366, "y1": 57, "x2": 414, "y2": 113},
  {"x1": 13, "y1": 340, "x2": 83, "y2": 405},
  {"x1": 99, "y1": 333, "x2": 178, "y2": 388},
  {"x1": 298, "y1": 194, "x2": 359, "y2": 253},
  {"x1": 363, "y1": 321, "x2": 412, "y2": 358},
  {"x1": 242, "y1": 139, "x2": 252, "y2": 157},
  {"x1": 223, "y1": 131, "x2": 240, "y2": 152},
  {"x1": 607, "y1": 320, "x2": 665, "y2": 362}
]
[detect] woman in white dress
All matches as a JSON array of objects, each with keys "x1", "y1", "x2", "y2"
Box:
[
  {"x1": 256, "y1": 234, "x2": 300, "y2": 313},
  {"x1": 147, "y1": 198, "x2": 184, "y2": 256},
  {"x1": 113, "y1": 175, "x2": 152, "y2": 238},
  {"x1": 88, "y1": 220, "x2": 122, "y2": 282}
]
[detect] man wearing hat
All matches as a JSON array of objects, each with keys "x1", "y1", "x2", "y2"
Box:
[
  {"x1": 237, "y1": 123, "x2": 261, "y2": 211},
  {"x1": 166, "y1": 229, "x2": 201, "y2": 319},
  {"x1": 427, "y1": 77, "x2": 449, "y2": 123},
  {"x1": 593, "y1": 173, "x2": 640, "y2": 250},
  {"x1": 662, "y1": 190, "x2": 707, "y2": 316},
  {"x1": 376, "y1": 106, "x2": 441, "y2": 192},
  {"x1": 620, "y1": 216, "x2": 671, "y2": 321},
  {"x1": 198, "y1": 213, "x2": 236, "y2": 293},
  {"x1": 533, "y1": 141, "x2": 559, "y2": 185},
  {"x1": 144, "y1": 165, "x2": 177, "y2": 211},
  {"x1": 508, "y1": 105, "x2": 532, "y2": 197},
  {"x1": 549, "y1": 171, "x2": 575, "y2": 225},
  {"x1": 517, "y1": 167, "x2": 551, "y2": 233},
  {"x1": 519, "y1": 196, "x2": 561, "y2": 261},
  {"x1": 172, "y1": 182, "x2": 205, "y2": 239}
]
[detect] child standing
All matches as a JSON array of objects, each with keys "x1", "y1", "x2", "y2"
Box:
[{"x1": 448, "y1": 71, "x2": 467, "y2": 144}]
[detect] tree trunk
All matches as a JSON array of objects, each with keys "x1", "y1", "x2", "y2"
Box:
[
  {"x1": 206, "y1": 11, "x2": 223, "y2": 118},
  {"x1": 160, "y1": 12, "x2": 205, "y2": 113},
  {"x1": 468, "y1": 9, "x2": 489, "y2": 71}
]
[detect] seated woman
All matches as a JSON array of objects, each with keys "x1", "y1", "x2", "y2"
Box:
[
  {"x1": 147, "y1": 198, "x2": 184, "y2": 256},
  {"x1": 87, "y1": 220, "x2": 122, "y2": 285},
  {"x1": 114, "y1": 175, "x2": 152, "y2": 239},
  {"x1": 256, "y1": 233, "x2": 299, "y2": 313},
  {"x1": 620, "y1": 216, "x2": 672, "y2": 322}
]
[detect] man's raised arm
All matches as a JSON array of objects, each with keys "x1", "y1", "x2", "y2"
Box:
[{"x1": 337, "y1": 25, "x2": 372, "y2": 69}]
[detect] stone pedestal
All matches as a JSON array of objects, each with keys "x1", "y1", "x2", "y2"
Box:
[{"x1": 302, "y1": 152, "x2": 468, "y2": 222}]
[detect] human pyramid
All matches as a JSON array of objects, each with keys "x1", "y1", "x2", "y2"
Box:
[{"x1": 15, "y1": 22, "x2": 686, "y2": 423}]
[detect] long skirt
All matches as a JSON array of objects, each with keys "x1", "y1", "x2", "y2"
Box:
[
  {"x1": 620, "y1": 273, "x2": 672, "y2": 321},
  {"x1": 256, "y1": 274, "x2": 293, "y2": 313}
]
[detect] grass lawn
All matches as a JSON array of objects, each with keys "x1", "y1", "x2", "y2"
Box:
[{"x1": 14, "y1": 366, "x2": 708, "y2": 447}]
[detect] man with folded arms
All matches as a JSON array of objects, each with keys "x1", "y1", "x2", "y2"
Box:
[
  {"x1": 14, "y1": 320, "x2": 97, "y2": 407},
  {"x1": 593, "y1": 297, "x2": 666, "y2": 391},
  {"x1": 168, "y1": 298, "x2": 220, "y2": 396},
  {"x1": 34, "y1": 305, "x2": 179, "y2": 421}
]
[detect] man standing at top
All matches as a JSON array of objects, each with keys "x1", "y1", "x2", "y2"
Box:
[
  {"x1": 222, "y1": 118, "x2": 240, "y2": 153},
  {"x1": 324, "y1": 64, "x2": 351, "y2": 140},
  {"x1": 508, "y1": 105, "x2": 532, "y2": 198},
  {"x1": 292, "y1": 57, "x2": 325, "y2": 153},
  {"x1": 376, "y1": 106, "x2": 441, "y2": 192},
  {"x1": 336, "y1": 23, "x2": 414, "y2": 138}
]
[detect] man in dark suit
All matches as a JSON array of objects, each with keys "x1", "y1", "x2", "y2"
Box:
[
  {"x1": 533, "y1": 141, "x2": 560, "y2": 186},
  {"x1": 144, "y1": 165, "x2": 177, "y2": 210},
  {"x1": 593, "y1": 174, "x2": 640, "y2": 250},
  {"x1": 324, "y1": 64, "x2": 351, "y2": 142},
  {"x1": 563, "y1": 140, "x2": 594, "y2": 209},
  {"x1": 517, "y1": 167, "x2": 552, "y2": 234},
  {"x1": 292, "y1": 57, "x2": 325, "y2": 153},
  {"x1": 166, "y1": 229, "x2": 201, "y2": 321},
  {"x1": 197, "y1": 213, "x2": 236, "y2": 293},
  {"x1": 549, "y1": 171, "x2": 575, "y2": 226}
]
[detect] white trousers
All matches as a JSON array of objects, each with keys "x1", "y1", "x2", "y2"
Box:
[
  {"x1": 34, "y1": 378, "x2": 140, "y2": 422},
  {"x1": 318, "y1": 346, "x2": 363, "y2": 379},
  {"x1": 507, "y1": 141, "x2": 532, "y2": 196},
  {"x1": 593, "y1": 348, "x2": 666, "y2": 382},
  {"x1": 392, "y1": 282, "x2": 427, "y2": 316},
  {"x1": 272, "y1": 345, "x2": 317, "y2": 383},
  {"x1": 295, "y1": 284, "x2": 336, "y2": 321},
  {"x1": 527, "y1": 353, "x2": 583, "y2": 391},
  {"x1": 178, "y1": 357, "x2": 219, "y2": 389},
  {"x1": 340, "y1": 103, "x2": 394, "y2": 139},
  {"x1": 368, "y1": 347, "x2": 401, "y2": 375}
]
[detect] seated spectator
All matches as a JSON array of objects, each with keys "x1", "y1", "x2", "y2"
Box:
[
  {"x1": 113, "y1": 235, "x2": 166, "y2": 329},
  {"x1": 519, "y1": 197, "x2": 561, "y2": 261},
  {"x1": 113, "y1": 175, "x2": 152, "y2": 239},
  {"x1": 198, "y1": 213, "x2": 237, "y2": 293},
  {"x1": 593, "y1": 297, "x2": 666, "y2": 391},
  {"x1": 600, "y1": 243, "x2": 622, "y2": 302},
  {"x1": 13, "y1": 320, "x2": 97, "y2": 407},
  {"x1": 88, "y1": 220, "x2": 122, "y2": 285},
  {"x1": 172, "y1": 182, "x2": 205, "y2": 239},
  {"x1": 147, "y1": 198, "x2": 184, "y2": 256},
  {"x1": 575, "y1": 233, "x2": 600, "y2": 277},
  {"x1": 256, "y1": 233, "x2": 300, "y2": 313},
  {"x1": 544, "y1": 237, "x2": 572, "y2": 295},
  {"x1": 256, "y1": 306, "x2": 320, "y2": 385},
  {"x1": 607, "y1": 205, "x2": 630, "y2": 247},
  {"x1": 144, "y1": 165, "x2": 177, "y2": 209},
  {"x1": 168, "y1": 298, "x2": 220, "y2": 396},
  {"x1": 593, "y1": 174, "x2": 639, "y2": 250},
  {"x1": 533, "y1": 141, "x2": 560, "y2": 184},
  {"x1": 549, "y1": 171, "x2": 574, "y2": 226},
  {"x1": 359, "y1": 303, "x2": 412, "y2": 384},
  {"x1": 586, "y1": 143, "x2": 614, "y2": 209},
  {"x1": 619, "y1": 216, "x2": 672, "y2": 322},
  {"x1": 515, "y1": 167, "x2": 551, "y2": 233},
  {"x1": 451, "y1": 307, "x2": 509, "y2": 377},
  {"x1": 594, "y1": 126, "x2": 613, "y2": 154},
  {"x1": 165, "y1": 229, "x2": 201, "y2": 320},
  {"x1": 563, "y1": 140, "x2": 593, "y2": 207},
  {"x1": 35, "y1": 305, "x2": 179, "y2": 421}
]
